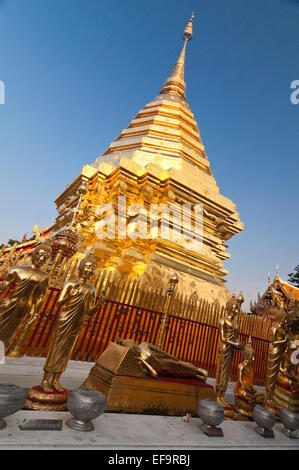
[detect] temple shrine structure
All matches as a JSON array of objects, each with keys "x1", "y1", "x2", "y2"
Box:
[{"x1": 250, "y1": 270, "x2": 299, "y2": 321}]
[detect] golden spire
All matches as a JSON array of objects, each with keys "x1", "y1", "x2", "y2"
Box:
[{"x1": 160, "y1": 13, "x2": 194, "y2": 100}]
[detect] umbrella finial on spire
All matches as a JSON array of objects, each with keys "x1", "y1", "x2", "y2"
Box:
[
  {"x1": 182, "y1": 12, "x2": 194, "y2": 41},
  {"x1": 160, "y1": 13, "x2": 196, "y2": 100}
]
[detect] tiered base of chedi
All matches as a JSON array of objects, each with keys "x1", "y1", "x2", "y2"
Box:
[{"x1": 6, "y1": 15, "x2": 243, "y2": 307}]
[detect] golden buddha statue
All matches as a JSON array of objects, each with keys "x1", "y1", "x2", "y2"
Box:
[
  {"x1": 277, "y1": 336, "x2": 299, "y2": 390},
  {"x1": 41, "y1": 253, "x2": 100, "y2": 393},
  {"x1": 233, "y1": 337, "x2": 264, "y2": 419},
  {"x1": 271, "y1": 314, "x2": 299, "y2": 414},
  {"x1": 264, "y1": 279, "x2": 299, "y2": 413},
  {"x1": 265, "y1": 310, "x2": 289, "y2": 404},
  {"x1": 118, "y1": 339, "x2": 208, "y2": 381},
  {"x1": 0, "y1": 242, "x2": 52, "y2": 355},
  {"x1": 215, "y1": 292, "x2": 244, "y2": 414}
]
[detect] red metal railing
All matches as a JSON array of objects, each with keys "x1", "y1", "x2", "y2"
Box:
[
  {"x1": 4, "y1": 287, "x2": 270, "y2": 386},
  {"x1": 73, "y1": 300, "x2": 163, "y2": 362}
]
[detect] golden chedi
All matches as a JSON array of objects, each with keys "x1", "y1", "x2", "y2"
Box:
[
  {"x1": 0, "y1": 242, "x2": 52, "y2": 357},
  {"x1": 233, "y1": 337, "x2": 264, "y2": 419},
  {"x1": 52, "y1": 14, "x2": 243, "y2": 307}
]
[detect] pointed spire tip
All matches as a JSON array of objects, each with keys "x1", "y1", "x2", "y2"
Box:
[
  {"x1": 182, "y1": 12, "x2": 194, "y2": 41},
  {"x1": 159, "y1": 13, "x2": 196, "y2": 100}
]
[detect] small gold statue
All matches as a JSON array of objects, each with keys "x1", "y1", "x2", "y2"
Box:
[
  {"x1": 117, "y1": 339, "x2": 208, "y2": 380},
  {"x1": 137, "y1": 341, "x2": 208, "y2": 381},
  {"x1": 41, "y1": 253, "x2": 101, "y2": 393},
  {"x1": 215, "y1": 292, "x2": 244, "y2": 415},
  {"x1": 233, "y1": 337, "x2": 264, "y2": 419},
  {"x1": 0, "y1": 242, "x2": 52, "y2": 355}
]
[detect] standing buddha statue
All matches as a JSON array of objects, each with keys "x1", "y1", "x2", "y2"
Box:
[
  {"x1": 215, "y1": 292, "x2": 245, "y2": 417},
  {"x1": 271, "y1": 312, "x2": 299, "y2": 414},
  {"x1": 0, "y1": 242, "x2": 52, "y2": 355},
  {"x1": 40, "y1": 252, "x2": 101, "y2": 393},
  {"x1": 264, "y1": 277, "x2": 295, "y2": 405},
  {"x1": 265, "y1": 310, "x2": 289, "y2": 405}
]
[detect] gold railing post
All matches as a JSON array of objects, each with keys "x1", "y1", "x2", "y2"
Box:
[{"x1": 157, "y1": 273, "x2": 179, "y2": 349}]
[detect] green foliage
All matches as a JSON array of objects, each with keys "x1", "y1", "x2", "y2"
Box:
[
  {"x1": 7, "y1": 239, "x2": 20, "y2": 246},
  {"x1": 0, "y1": 239, "x2": 20, "y2": 250},
  {"x1": 288, "y1": 265, "x2": 299, "y2": 288}
]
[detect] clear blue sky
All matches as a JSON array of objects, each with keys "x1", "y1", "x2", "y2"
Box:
[{"x1": 0, "y1": 0, "x2": 298, "y2": 308}]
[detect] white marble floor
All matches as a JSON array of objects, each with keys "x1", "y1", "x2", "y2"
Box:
[{"x1": 0, "y1": 356, "x2": 297, "y2": 450}]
